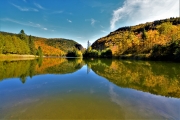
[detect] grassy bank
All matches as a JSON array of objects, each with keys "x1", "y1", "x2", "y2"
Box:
[{"x1": 0, "y1": 54, "x2": 39, "y2": 61}]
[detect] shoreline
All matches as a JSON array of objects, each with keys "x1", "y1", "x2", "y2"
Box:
[
  {"x1": 0, "y1": 54, "x2": 39, "y2": 61},
  {"x1": 0, "y1": 54, "x2": 179, "y2": 62}
]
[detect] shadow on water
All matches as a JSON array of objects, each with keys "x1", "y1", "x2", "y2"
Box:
[{"x1": 85, "y1": 58, "x2": 180, "y2": 98}]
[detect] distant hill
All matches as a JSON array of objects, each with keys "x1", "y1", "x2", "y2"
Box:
[
  {"x1": 0, "y1": 31, "x2": 84, "y2": 56},
  {"x1": 45, "y1": 38, "x2": 84, "y2": 53},
  {"x1": 91, "y1": 17, "x2": 180, "y2": 61},
  {"x1": 34, "y1": 37, "x2": 84, "y2": 56}
]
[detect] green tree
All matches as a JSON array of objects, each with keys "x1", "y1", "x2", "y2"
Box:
[
  {"x1": 158, "y1": 22, "x2": 173, "y2": 34},
  {"x1": 142, "y1": 28, "x2": 147, "y2": 40},
  {"x1": 0, "y1": 34, "x2": 5, "y2": 54},
  {"x1": 19, "y1": 29, "x2": 27, "y2": 40},
  {"x1": 3, "y1": 35, "x2": 15, "y2": 54},
  {"x1": 29, "y1": 35, "x2": 36, "y2": 55},
  {"x1": 37, "y1": 46, "x2": 43, "y2": 57},
  {"x1": 19, "y1": 29, "x2": 29, "y2": 46},
  {"x1": 87, "y1": 46, "x2": 92, "y2": 52}
]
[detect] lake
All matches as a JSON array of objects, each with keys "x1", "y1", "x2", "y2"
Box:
[{"x1": 0, "y1": 58, "x2": 180, "y2": 119}]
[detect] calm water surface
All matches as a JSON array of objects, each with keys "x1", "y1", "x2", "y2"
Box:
[{"x1": 0, "y1": 58, "x2": 180, "y2": 119}]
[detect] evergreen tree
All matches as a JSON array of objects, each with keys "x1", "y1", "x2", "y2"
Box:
[
  {"x1": 19, "y1": 29, "x2": 29, "y2": 46},
  {"x1": 29, "y1": 35, "x2": 36, "y2": 55},
  {"x1": 19, "y1": 29, "x2": 26, "y2": 40},
  {"x1": 142, "y1": 28, "x2": 147, "y2": 40},
  {"x1": 37, "y1": 46, "x2": 43, "y2": 57}
]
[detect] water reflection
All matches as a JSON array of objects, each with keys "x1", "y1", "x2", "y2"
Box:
[
  {"x1": 0, "y1": 58, "x2": 180, "y2": 119},
  {"x1": 0, "y1": 58, "x2": 180, "y2": 98},
  {"x1": 0, "y1": 58, "x2": 84, "y2": 83},
  {"x1": 86, "y1": 59, "x2": 180, "y2": 98}
]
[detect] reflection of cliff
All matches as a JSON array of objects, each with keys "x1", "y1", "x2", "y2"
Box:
[
  {"x1": 0, "y1": 58, "x2": 84, "y2": 83},
  {"x1": 89, "y1": 59, "x2": 180, "y2": 98}
]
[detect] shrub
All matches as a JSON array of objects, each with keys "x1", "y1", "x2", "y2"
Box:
[{"x1": 100, "y1": 48, "x2": 112, "y2": 58}]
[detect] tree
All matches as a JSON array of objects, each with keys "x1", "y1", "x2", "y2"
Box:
[
  {"x1": 87, "y1": 40, "x2": 91, "y2": 49},
  {"x1": 142, "y1": 28, "x2": 147, "y2": 40},
  {"x1": 0, "y1": 34, "x2": 5, "y2": 54},
  {"x1": 29, "y1": 35, "x2": 36, "y2": 55},
  {"x1": 37, "y1": 46, "x2": 43, "y2": 57},
  {"x1": 158, "y1": 22, "x2": 173, "y2": 34},
  {"x1": 3, "y1": 35, "x2": 15, "y2": 54},
  {"x1": 87, "y1": 46, "x2": 92, "y2": 52},
  {"x1": 19, "y1": 29, "x2": 30, "y2": 47},
  {"x1": 19, "y1": 29, "x2": 27, "y2": 40}
]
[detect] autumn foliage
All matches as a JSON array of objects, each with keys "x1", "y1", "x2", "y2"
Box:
[
  {"x1": 35, "y1": 38, "x2": 65, "y2": 56},
  {"x1": 91, "y1": 17, "x2": 180, "y2": 61}
]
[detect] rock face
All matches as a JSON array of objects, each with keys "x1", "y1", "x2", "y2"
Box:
[
  {"x1": 91, "y1": 38, "x2": 106, "y2": 51},
  {"x1": 91, "y1": 36, "x2": 117, "y2": 51},
  {"x1": 75, "y1": 44, "x2": 84, "y2": 51}
]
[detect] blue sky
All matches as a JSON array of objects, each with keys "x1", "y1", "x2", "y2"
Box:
[{"x1": 0, "y1": 0, "x2": 179, "y2": 48}]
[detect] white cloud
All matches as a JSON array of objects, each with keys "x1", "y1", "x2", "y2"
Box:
[
  {"x1": 100, "y1": 25, "x2": 104, "y2": 28},
  {"x1": 43, "y1": 28, "x2": 48, "y2": 30},
  {"x1": 110, "y1": 0, "x2": 179, "y2": 30},
  {"x1": 11, "y1": 3, "x2": 38, "y2": 12},
  {"x1": 36, "y1": 24, "x2": 40, "y2": 27},
  {"x1": 1, "y1": 18, "x2": 49, "y2": 31},
  {"x1": 86, "y1": 18, "x2": 98, "y2": 26},
  {"x1": 101, "y1": 30, "x2": 108, "y2": 33},
  {"x1": 67, "y1": 19, "x2": 72, "y2": 23},
  {"x1": 53, "y1": 11, "x2": 63, "y2": 14},
  {"x1": 91, "y1": 18, "x2": 97, "y2": 25},
  {"x1": 34, "y1": 3, "x2": 45, "y2": 10}
]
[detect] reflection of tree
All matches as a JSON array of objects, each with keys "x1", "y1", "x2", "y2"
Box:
[
  {"x1": 43, "y1": 58, "x2": 85, "y2": 74},
  {"x1": 87, "y1": 65, "x2": 91, "y2": 74},
  {"x1": 29, "y1": 60, "x2": 36, "y2": 78},
  {"x1": 20, "y1": 74, "x2": 27, "y2": 84},
  {"x1": 88, "y1": 59, "x2": 180, "y2": 98},
  {"x1": 0, "y1": 60, "x2": 37, "y2": 83},
  {"x1": 37, "y1": 57, "x2": 43, "y2": 67},
  {"x1": 85, "y1": 59, "x2": 112, "y2": 74},
  {"x1": 0, "y1": 58, "x2": 85, "y2": 83}
]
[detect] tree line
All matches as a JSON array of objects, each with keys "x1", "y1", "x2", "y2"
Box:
[{"x1": 0, "y1": 30, "x2": 42, "y2": 57}]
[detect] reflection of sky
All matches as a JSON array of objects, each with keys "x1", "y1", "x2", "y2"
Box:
[
  {"x1": 109, "y1": 84, "x2": 180, "y2": 119},
  {"x1": 0, "y1": 65, "x2": 180, "y2": 119}
]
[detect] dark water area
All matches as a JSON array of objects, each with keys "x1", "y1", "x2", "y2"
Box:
[{"x1": 0, "y1": 58, "x2": 180, "y2": 119}]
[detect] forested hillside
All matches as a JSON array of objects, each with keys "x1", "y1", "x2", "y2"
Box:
[
  {"x1": 45, "y1": 38, "x2": 84, "y2": 52},
  {"x1": 0, "y1": 30, "x2": 84, "y2": 57},
  {"x1": 91, "y1": 17, "x2": 180, "y2": 61},
  {"x1": 33, "y1": 37, "x2": 84, "y2": 56},
  {"x1": 34, "y1": 38, "x2": 65, "y2": 56},
  {"x1": 0, "y1": 30, "x2": 36, "y2": 55}
]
